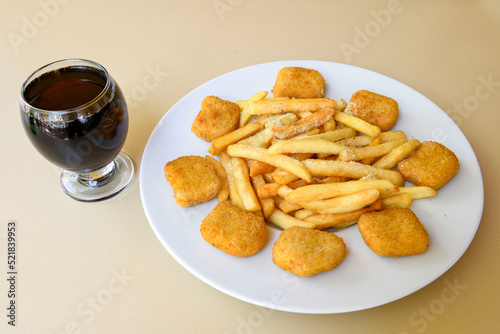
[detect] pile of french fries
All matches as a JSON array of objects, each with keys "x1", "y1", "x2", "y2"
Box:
[{"x1": 207, "y1": 91, "x2": 436, "y2": 230}]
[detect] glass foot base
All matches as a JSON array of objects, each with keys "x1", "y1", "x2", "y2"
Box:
[{"x1": 60, "y1": 152, "x2": 134, "y2": 202}]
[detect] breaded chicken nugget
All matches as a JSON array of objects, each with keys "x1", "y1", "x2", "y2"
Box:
[
  {"x1": 397, "y1": 141, "x2": 459, "y2": 190},
  {"x1": 191, "y1": 96, "x2": 240, "y2": 141},
  {"x1": 272, "y1": 67, "x2": 325, "y2": 99},
  {"x1": 358, "y1": 208, "x2": 429, "y2": 257},
  {"x1": 272, "y1": 226, "x2": 346, "y2": 277},
  {"x1": 164, "y1": 156, "x2": 221, "y2": 207},
  {"x1": 200, "y1": 201, "x2": 268, "y2": 257},
  {"x1": 345, "y1": 90, "x2": 399, "y2": 132}
]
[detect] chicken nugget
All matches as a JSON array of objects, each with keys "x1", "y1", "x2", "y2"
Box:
[
  {"x1": 200, "y1": 201, "x2": 268, "y2": 257},
  {"x1": 191, "y1": 96, "x2": 240, "y2": 141},
  {"x1": 397, "y1": 141, "x2": 459, "y2": 190},
  {"x1": 345, "y1": 90, "x2": 399, "y2": 132},
  {"x1": 272, "y1": 226, "x2": 346, "y2": 277},
  {"x1": 272, "y1": 67, "x2": 325, "y2": 99},
  {"x1": 164, "y1": 155, "x2": 221, "y2": 207},
  {"x1": 358, "y1": 208, "x2": 429, "y2": 257}
]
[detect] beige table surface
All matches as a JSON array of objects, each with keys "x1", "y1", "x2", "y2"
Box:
[{"x1": 1, "y1": 0, "x2": 499, "y2": 333}]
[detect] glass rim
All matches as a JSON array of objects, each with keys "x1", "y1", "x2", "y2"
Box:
[{"x1": 20, "y1": 58, "x2": 112, "y2": 115}]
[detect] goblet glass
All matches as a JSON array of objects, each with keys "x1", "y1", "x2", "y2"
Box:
[{"x1": 20, "y1": 59, "x2": 134, "y2": 201}]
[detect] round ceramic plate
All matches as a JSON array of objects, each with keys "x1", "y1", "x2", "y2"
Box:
[{"x1": 139, "y1": 60, "x2": 484, "y2": 313}]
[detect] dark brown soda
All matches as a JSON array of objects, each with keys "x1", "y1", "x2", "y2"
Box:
[{"x1": 21, "y1": 66, "x2": 128, "y2": 172}]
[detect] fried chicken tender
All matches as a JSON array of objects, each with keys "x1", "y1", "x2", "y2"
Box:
[
  {"x1": 191, "y1": 96, "x2": 240, "y2": 141},
  {"x1": 164, "y1": 156, "x2": 221, "y2": 207},
  {"x1": 358, "y1": 208, "x2": 429, "y2": 257},
  {"x1": 397, "y1": 141, "x2": 459, "y2": 190},
  {"x1": 345, "y1": 90, "x2": 399, "y2": 132},
  {"x1": 272, "y1": 226, "x2": 347, "y2": 277},
  {"x1": 200, "y1": 201, "x2": 268, "y2": 257},
  {"x1": 272, "y1": 67, "x2": 325, "y2": 99}
]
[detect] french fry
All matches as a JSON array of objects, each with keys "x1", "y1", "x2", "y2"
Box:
[
  {"x1": 251, "y1": 175, "x2": 275, "y2": 218},
  {"x1": 256, "y1": 182, "x2": 282, "y2": 199},
  {"x1": 291, "y1": 127, "x2": 356, "y2": 142},
  {"x1": 272, "y1": 107, "x2": 337, "y2": 139},
  {"x1": 335, "y1": 98, "x2": 347, "y2": 111},
  {"x1": 279, "y1": 201, "x2": 302, "y2": 213},
  {"x1": 334, "y1": 112, "x2": 381, "y2": 138},
  {"x1": 285, "y1": 179, "x2": 399, "y2": 203},
  {"x1": 205, "y1": 155, "x2": 229, "y2": 202},
  {"x1": 267, "y1": 209, "x2": 317, "y2": 229},
  {"x1": 360, "y1": 136, "x2": 381, "y2": 165},
  {"x1": 302, "y1": 159, "x2": 405, "y2": 186},
  {"x1": 322, "y1": 117, "x2": 336, "y2": 132},
  {"x1": 382, "y1": 192, "x2": 412, "y2": 209},
  {"x1": 244, "y1": 98, "x2": 337, "y2": 115},
  {"x1": 249, "y1": 160, "x2": 276, "y2": 177},
  {"x1": 298, "y1": 188, "x2": 381, "y2": 214},
  {"x1": 231, "y1": 157, "x2": 261, "y2": 213},
  {"x1": 294, "y1": 209, "x2": 316, "y2": 220},
  {"x1": 304, "y1": 199, "x2": 384, "y2": 229},
  {"x1": 398, "y1": 186, "x2": 437, "y2": 199},
  {"x1": 372, "y1": 139, "x2": 421, "y2": 169},
  {"x1": 267, "y1": 138, "x2": 350, "y2": 155},
  {"x1": 238, "y1": 91, "x2": 268, "y2": 127},
  {"x1": 277, "y1": 185, "x2": 294, "y2": 198},
  {"x1": 208, "y1": 123, "x2": 263, "y2": 156},
  {"x1": 337, "y1": 130, "x2": 407, "y2": 147},
  {"x1": 338, "y1": 138, "x2": 407, "y2": 162},
  {"x1": 219, "y1": 152, "x2": 244, "y2": 209},
  {"x1": 237, "y1": 128, "x2": 274, "y2": 148},
  {"x1": 227, "y1": 144, "x2": 312, "y2": 182}
]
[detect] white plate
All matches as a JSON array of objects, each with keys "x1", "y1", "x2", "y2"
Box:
[{"x1": 139, "y1": 60, "x2": 484, "y2": 313}]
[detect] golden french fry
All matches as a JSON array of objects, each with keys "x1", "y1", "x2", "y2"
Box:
[
  {"x1": 244, "y1": 98, "x2": 337, "y2": 115},
  {"x1": 334, "y1": 112, "x2": 381, "y2": 138},
  {"x1": 268, "y1": 138, "x2": 350, "y2": 155},
  {"x1": 251, "y1": 175, "x2": 275, "y2": 218},
  {"x1": 219, "y1": 152, "x2": 244, "y2": 209},
  {"x1": 338, "y1": 138, "x2": 407, "y2": 162},
  {"x1": 231, "y1": 157, "x2": 261, "y2": 212},
  {"x1": 238, "y1": 91, "x2": 268, "y2": 127},
  {"x1": 259, "y1": 112, "x2": 298, "y2": 128},
  {"x1": 322, "y1": 117, "x2": 336, "y2": 132},
  {"x1": 372, "y1": 139, "x2": 421, "y2": 169},
  {"x1": 272, "y1": 107, "x2": 337, "y2": 139},
  {"x1": 256, "y1": 182, "x2": 282, "y2": 199},
  {"x1": 237, "y1": 128, "x2": 274, "y2": 147},
  {"x1": 205, "y1": 155, "x2": 229, "y2": 202},
  {"x1": 398, "y1": 186, "x2": 437, "y2": 199},
  {"x1": 277, "y1": 185, "x2": 294, "y2": 198},
  {"x1": 337, "y1": 130, "x2": 407, "y2": 147},
  {"x1": 335, "y1": 98, "x2": 347, "y2": 111},
  {"x1": 249, "y1": 160, "x2": 276, "y2": 177},
  {"x1": 208, "y1": 123, "x2": 263, "y2": 156},
  {"x1": 227, "y1": 144, "x2": 312, "y2": 182},
  {"x1": 298, "y1": 188, "x2": 380, "y2": 214},
  {"x1": 291, "y1": 127, "x2": 356, "y2": 142},
  {"x1": 278, "y1": 201, "x2": 302, "y2": 213},
  {"x1": 382, "y1": 192, "x2": 412, "y2": 209},
  {"x1": 294, "y1": 209, "x2": 316, "y2": 220},
  {"x1": 305, "y1": 199, "x2": 384, "y2": 229},
  {"x1": 360, "y1": 136, "x2": 381, "y2": 165},
  {"x1": 302, "y1": 159, "x2": 405, "y2": 186},
  {"x1": 285, "y1": 179, "x2": 399, "y2": 203},
  {"x1": 267, "y1": 209, "x2": 317, "y2": 229}
]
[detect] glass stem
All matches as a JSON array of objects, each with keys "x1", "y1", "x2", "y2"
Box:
[{"x1": 76, "y1": 160, "x2": 117, "y2": 188}]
